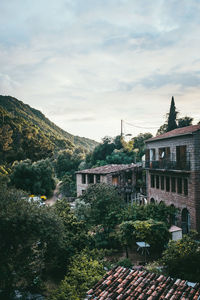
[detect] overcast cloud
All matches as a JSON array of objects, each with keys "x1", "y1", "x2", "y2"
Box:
[{"x1": 0, "y1": 0, "x2": 200, "y2": 141}]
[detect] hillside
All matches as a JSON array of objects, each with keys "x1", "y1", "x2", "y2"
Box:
[{"x1": 0, "y1": 95, "x2": 98, "y2": 163}]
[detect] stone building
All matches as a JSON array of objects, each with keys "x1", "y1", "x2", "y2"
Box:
[
  {"x1": 145, "y1": 124, "x2": 200, "y2": 233},
  {"x1": 76, "y1": 164, "x2": 144, "y2": 203}
]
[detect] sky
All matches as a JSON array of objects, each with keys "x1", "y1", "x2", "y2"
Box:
[{"x1": 0, "y1": 0, "x2": 200, "y2": 141}]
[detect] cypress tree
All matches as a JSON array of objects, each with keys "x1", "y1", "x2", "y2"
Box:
[{"x1": 167, "y1": 96, "x2": 178, "y2": 132}]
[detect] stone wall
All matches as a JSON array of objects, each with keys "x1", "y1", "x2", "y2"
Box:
[{"x1": 146, "y1": 131, "x2": 200, "y2": 232}]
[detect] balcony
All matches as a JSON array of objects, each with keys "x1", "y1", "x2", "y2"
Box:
[{"x1": 145, "y1": 159, "x2": 190, "y2": 171}]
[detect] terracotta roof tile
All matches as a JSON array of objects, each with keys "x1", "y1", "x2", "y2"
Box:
[
  {"x1": 146, "y1": 124, "x2": 200, "y2": 143},
  {"x1": 85, "y1": 266, "x2": 200, "y2": 300}
]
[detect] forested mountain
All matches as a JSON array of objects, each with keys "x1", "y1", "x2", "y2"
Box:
[{"x1": 0, "y1": 95, "x2": 98, "y2": 163}]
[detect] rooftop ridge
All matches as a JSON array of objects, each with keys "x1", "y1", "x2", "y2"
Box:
[{"x1": 146, "y1": 124, "x2": 200, "y2": 143}]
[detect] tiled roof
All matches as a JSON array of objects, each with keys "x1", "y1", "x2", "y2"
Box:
[
  {"x1": 146, "y1": 124, "x2": 200, "y2": 143},
  {"x1": 85, "y1": 266, "x2": 200, "y2": 300},
  {"x1": 76, "y1": 164, "x2": 137, "y2": 174}
]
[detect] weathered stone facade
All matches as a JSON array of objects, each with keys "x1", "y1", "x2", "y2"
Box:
[
  {"x1": 76, "y1": 164, "x2": 144, "y2": 203},
  {"x1": 145, "y1": 125, "x2": 200, "y2": 233}
]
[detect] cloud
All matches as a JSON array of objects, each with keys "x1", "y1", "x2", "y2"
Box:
[
  {"x1": 68, "y1": 117, "x2": 95, "y2": 122},
  {"x1": 0, "y1": 0, "x2": 200, "y2": 140},
  {"x1": 140, "y1": 71, "x2": 200, "y2": 90}
]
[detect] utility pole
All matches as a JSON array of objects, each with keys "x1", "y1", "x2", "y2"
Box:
[{"x1": 121, "y1": 119, "x2": 123, "y2": 137}]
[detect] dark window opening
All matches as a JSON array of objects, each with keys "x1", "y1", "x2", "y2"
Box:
[
  {"x1": 88, "y1": 174, "x2": 94, "y2": 184},
  {"x1": 146, "y1": 149, "x2": 150, "y2": 161},
  {"x1": 161, "y1": 176, "x2": 164, "y2": 190},
  {"x1": 150, "y1": 198, "x2": 155, "y2": 204},
  {"x1": 112, "y1": 175, "x2": 119, "y2": 186},
  {"x1": 184, "y1": 178, "x2": 188, "y2": 196},
  {"x1": 166, "y1": 176, "x2": 170, "y2": 192},
  {"x1": 96, "y1": 175, "x2": 100, "y2": 183},
  {"x1": 125, "y1": 172, "x2": 132, "y2": 184},
  {"x1": 177, "y1": 178, "x2": 182, "y2": 194},
  {"x1": 182, "y1": 208, "x2": 190, "y2": 234},
  {"x1": 176, "y1": 145, "x2": 187, "y2": 169},
  {"x1": 171, "y1": 177, "x2": 176, "y2": 193},
  {"x1": 159, "y1": 147, "x2": 170, "y2": 160},
  {"x1": 156, "y1": 175, "x2": 159, "y2": 189},
  {"x1": 170, "y1": 204, "x2": 176, "y2": 225},
  {"x1": 82, "y1": 174, "x2": 86, "y2": 184},
  {"x1": 151, "y1": 175, "x2": 155, "y2": 188}
]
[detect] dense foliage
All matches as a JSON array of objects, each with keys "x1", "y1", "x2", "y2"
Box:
[
  {"x1": 10, "y1": 159, "x2": 56, "y2": 196},
  {"x1": 119, "y1": 219, "x2": 170, "y2": 257},
  {"x1": 86, "y1": 133, "x2": 152, "y2": 167},
  {"x1": 122, "y1": 202, "x2": 178, "y2": 225},
  {"x1": 161, "y1": 234, "x2": 200, "y2": 282},
  {"x1": 55, "y1": 147, "x2": 86, "y2": 179},
  {"x1": 157, "y1": 97, "x2": 194, "y2": 135},
  {"x1": 0, "y1": 184, "x2": 63, "y2": 298},
  {"x1": 51, "y1": 251, "x2": 105, "y2": 300},
  {"x1": 0, "y1": 185, "x2": 89, "y2": 298},
  {"x1": 0, "y1": 95, "x2": 98, "y2": 163},
  {"x1": 79, "y1": 183, "x2": 124, "y2": 232}
]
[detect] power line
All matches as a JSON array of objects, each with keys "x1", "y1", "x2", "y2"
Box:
[{"x1": 123, "y1": 120, "x2": 159, "y2": 130}]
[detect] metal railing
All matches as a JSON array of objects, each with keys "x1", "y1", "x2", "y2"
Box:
[{"x1": 145, "y1": 159, "x2": 190, "y2": 171}]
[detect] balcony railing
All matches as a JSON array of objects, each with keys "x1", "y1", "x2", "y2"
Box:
[{"x1": 145, "y1": 159, "x2": 190, "y2": 171}]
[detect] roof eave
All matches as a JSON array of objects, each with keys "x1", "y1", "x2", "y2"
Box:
[{"x1": 145, "y1": 132, "x2": 194, "y2": 143}]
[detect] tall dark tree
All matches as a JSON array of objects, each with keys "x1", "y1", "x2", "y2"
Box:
[{"x1": 167, "y1": 96, "x2": 178, "y2": 132}]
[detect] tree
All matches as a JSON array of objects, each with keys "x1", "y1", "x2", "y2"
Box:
[
  {"x1": 0, "y1": 185, "x2": 65, "y2": 298},
  {"x1": 157, "y1": 98, "x2": 194, "y2": 135},
  {"x1": 55, "y1": 148, "x2": 85, "y2": 179},
  {"x1": 88, "y1": 136, "x2": 115, "y2": 166},
  {"x1": 51, "y1": 251, "x2": 105, "y2": 300},
  {"x1": 122, "y1": 202, "x2": 178, "y2": 226},
  {"x1": 161, "y1": 235, "x2": 200, "y2": 282},
  {"x1": 52, "y1": 199, "x2": 89, "y2": 276},
  {"x1": 157, "y1": 123, "x2": 168, "y2": 135},
  {"x1": 132, "y1": 132, "x2": 153, "y2": 160},
  {"x1": 9, "y1": 159, "x2": 56, "y2": 197},
  {"x1": 119, "y1": 221, "x2": 136, "y2": 258},
  {"x1": 80, "y1": 183, "x2": 124, "y2": 232},
  {"x1": 59, "y1": 174, "x2": 76, "y2": 197},
  {"x1": 133, "y1": 219, "x2": 170, "y2": 252},
  {"x1": 0, "y1": 124, "x2": 13, "y2": 152},
  {"x1": 87, "y1": 135, "x2": 138, "y2": 167},
  {"x1": 177, "y1": 116, "x2": 193, "y2": 128},
  {"x1": 167, "y1": 96, "x2": 178, "y2": 132}
]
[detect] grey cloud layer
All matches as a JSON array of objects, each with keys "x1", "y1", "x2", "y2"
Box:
[{"x1": 0, "y1": 0, "x2": 200, "y2": 140}]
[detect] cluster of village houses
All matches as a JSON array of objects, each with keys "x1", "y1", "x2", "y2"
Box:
[{"x1": 77, "y1": 124, "x2": 200, "y2": 234}]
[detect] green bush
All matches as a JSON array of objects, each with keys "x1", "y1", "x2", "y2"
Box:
[{"x1": 116, "y1": 258, "x2": 132, "y2": 268}]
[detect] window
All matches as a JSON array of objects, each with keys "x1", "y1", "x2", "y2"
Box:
[
  {"x1": 176, "y1": 145, "x2": 187, "y2": 169},
  {"x1": 151, "y1": 174, "x2": 155, "y2": 188},
  {"x1": 156, "y1": 175, "x2": 159, "y2": 189},
  {"x1": 177, "y1": 178, "x2": 182, "y2": 194},
  {"x1": 96, "y1": 174, "x2": 100, "y2": 183},
  {"x1": 82, "y1": 174, "x2": 86, "y2": 184},
  {"x1": 166, "y1": 176, "x2": 170, "y2": 192},
  {"x1": 112, "y1": 175, "x2": 119, "y2": 186},
  {"x1": 88, "y1": 174, "x2": 94, "y2": 184},
  {"x1": 159, "y1": 147, "x2": 170, "y2": 160},
  {"x1": 150, "y1": 149, "x2": 156, "y2": 161},
  {"x1": 161, "y1": 176, "x2": 164, "y2": 190},
  {"x1": 184, "y1": 178, "x2": 188, "y2": 196},
  {"x1": 146, "y1": 149, "x2": 150, "y2": 161},
  {"x1": 171, "y1": 177, "x2": 176, "y2": 193}
]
